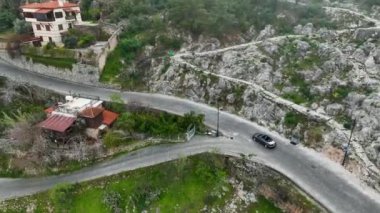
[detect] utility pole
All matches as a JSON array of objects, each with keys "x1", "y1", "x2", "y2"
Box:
[
  {"x1": 216, "y1": 101, "x2": 220, "y2": 137},
  {"x1": 342, "y1": 119, "x2": 356, "y2": 166}
]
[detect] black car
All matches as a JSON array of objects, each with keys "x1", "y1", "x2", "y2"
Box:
[{"x1": 252, "y1": 133, "x2": 276, "y2": 149}]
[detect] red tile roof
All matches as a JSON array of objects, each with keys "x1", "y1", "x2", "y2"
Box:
[
  {"x1": 102, "y1": 110, "x2": 119, "y2": 126},
  {"x1": 63, "y1": 8, "x2": 80, "y2": 13},
  {"x1": 38, "y1": 114, "x2": 76, "y2": 133},
  {"x1": 79, "y1": 107, "x2": 104, "y2": 119},
  {"x1": 21, "y1": 0, "x2": 78, "y2": 9}
]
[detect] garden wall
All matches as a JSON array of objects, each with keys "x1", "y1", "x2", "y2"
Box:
[
  {"x1": 0, "y1": 51, "x2": 100, "y2": 85},
  {"x1": 97, "y1": 28, "x2": 121, "y2": 72}
]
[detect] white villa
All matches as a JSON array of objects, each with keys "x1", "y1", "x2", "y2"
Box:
[{"x1": 20, "y1": 0, "x2": 82, "y2": 45}]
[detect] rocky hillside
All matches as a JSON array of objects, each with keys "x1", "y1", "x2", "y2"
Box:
[{"x1": 113, "y1": 4, "x2": 380, "y2": 190}]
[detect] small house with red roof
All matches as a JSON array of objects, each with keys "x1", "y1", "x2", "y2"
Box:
[
  {"x1": 20, "y1": 0, "x2": 82, "y2": 45},
  {"x1": 39, "y1": 96, "x2": 118, "y2": 137}
]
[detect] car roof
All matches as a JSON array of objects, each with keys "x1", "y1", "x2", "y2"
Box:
[
  {"x1": 254, "y1": 133, "x2": 273, "y2": 140},
  {"x1": 262, "y1": 135, "x2": 272, "y2": 141}
]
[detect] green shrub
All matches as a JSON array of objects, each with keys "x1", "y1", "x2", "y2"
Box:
[
  {"x1": 50, "y1": 183, "x2": 75, "y2": 212},
  {"x1": 63, "y1": 36, "x2": 78, "y2": 49},
  {"x1": 103, "y1": 131, "x2": 127, "y2": 148},
  {"x1": 78, "y1": 34, "x2": 96, "y2": 48},
  {"x1": 119, "y1": 38, "x2": 142, "y2": 59},
  {"x1": 284, "y1": 112, "x2": 306, "y2": 128},
  {"x1": 13, "y1": 18, "x2": 32, "y2": 34},
  {"x1": 115, "y1": 111, "x2": 205, "y2": 137},
  {"x1": 283, "y1": 92, "x2": 308, "y2": 104},
  {"x1": 63, "y1": 29, "x2": 97, "y2": 48},
  {"x1": 25, "y1": 54, "x2": 76, "y2": 69},
  {"x1": 0, "y1": 10, "x2": 16, "y2": 32},
  {"x1": 330, "y1": 86, "x2": 351, "y2": 102},
  {"x1": 158, "y1": 35, "x2": 182, "y2": 50},
  {"x1": 103, "y1": 191, "x2": 122, "y2": 212},
  {"x1": 337, "y1": 114, "x2": 354, "y2": 130},
  {"x1": 44, "y1": 42, "x2": 56, "y2": 50}
]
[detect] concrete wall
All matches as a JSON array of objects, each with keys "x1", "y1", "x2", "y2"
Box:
[
  {"x1": 0, "y1": 27, "x2": 122, "y2": 85},
  {"x1": 0, "y1": 51, "x2": 100, "y2": 85},
  {"x1": 97, "y1": 28, "x2": 121, "y2": 72}
]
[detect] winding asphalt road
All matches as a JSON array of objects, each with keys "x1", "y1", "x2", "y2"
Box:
[{"x1": 1, "y1": 62, "x2": 380, "y2": 213}]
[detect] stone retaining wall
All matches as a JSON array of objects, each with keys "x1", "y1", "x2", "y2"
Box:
[
  {"x1": 0, "y1": 51, "x2": 100, "y2": 85},
  {"x1": 97, "y1": 28, "x2": 121, "y2": 72}
]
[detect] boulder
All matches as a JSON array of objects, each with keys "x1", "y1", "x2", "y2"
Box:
[
  {"x1": 365, "y1": 145, "x2": 379, "y2": 161},
  {"x1": 294, "y1": 24, "x2": 303, "y2": 34},
  {"x1": 295, "y1": 23, "x2": 315, "y2": 36},
  {"x1": 227, "y1": 94, "x2": 236, "y2": 104},
  {"x1": 352, "y1": 48, "x2": 367, "y2": 62},
  {"x1": 296, "y1": 40, "x2": 310, "y2": 57},
  {"x1": 260, "y1": 41, "x2": 279, "y2": 56},
  {"x1": 256, "y1": 25, "x2": 275, "y2": 41},
  {"x1": 326, "y1": 103, "x2": 344, "y2": 116},
  {"x1": 354, "y1": 28, "x2": 380, "y2": 41}
]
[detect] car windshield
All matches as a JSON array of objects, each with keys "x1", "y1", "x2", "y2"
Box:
[{"x1": 263, "y1": 135, "x2": 272, "y2": 142}]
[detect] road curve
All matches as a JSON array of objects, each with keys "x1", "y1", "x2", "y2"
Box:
[{"x1": 1, "y1": 62, "x2": 380, "y2": 213}]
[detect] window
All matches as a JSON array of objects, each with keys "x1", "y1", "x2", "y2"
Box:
[
  {"x1": 23, "y1": 12, "x2": 34, "y2": 18},
  {"x1": 36, "y1": 24, "x2": 41, "y2": 31},
  {"x1": 49, "y1": 37, "x2": 53, "y2": 43},
  {"x1": 46, "y1": 25, "x2": 51, "y2": 31},
  {"x1": 68, "y1": 23, "x2": 73, "y2": 29},
  {"x1": 58, "y1": 24, "x2": 63, "y2": 30},
  {"x1": 55, "y1": 12, "x2": 63, "y2": 18}
]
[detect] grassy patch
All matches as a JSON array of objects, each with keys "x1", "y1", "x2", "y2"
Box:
[
  {"x1": 24, "y1": 54, "x2": 76, "y2": 69},
  {"x1": 283, "y1": 91, "x2": 309, "y2": 105},
  {"x1": 1, "y1": 154, "x2": 321, "y2": 212},
  {"x1": 1, "y1": 155, "x2": 234, "y2": 212},
  {"x1": 247, "y1": 196, "x2": 283, "y2": 212},
  {"x1": 329, "y1": 85, "x2": 351, "y2": 102},
  {"x1": 0, "y1": 152, "x2": 23, "y2": 178},
  {"x1": 100, "y1": 37, "x2": 145, "y2": 87},
  {"x1": 100, "y1": 47, "x2": 123, "y2": 83},
  {"x1": 284, "y1": 112, "x2": 307, "y2": 128},
  {"x1": 305, "y1": 126, "x2": 324, "y2": 148}
]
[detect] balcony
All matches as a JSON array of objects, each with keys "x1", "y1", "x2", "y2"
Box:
[
  {"x1": 36, "y1": 17, "x2": 55, "y2": 22},
  {"x1": 34, "y1": 12, "x2": 55, "y2": 22}
]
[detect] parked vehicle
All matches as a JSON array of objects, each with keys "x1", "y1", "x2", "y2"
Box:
[
  {"x1": 252, "y1": 133, "x2": 276, "y2": 149},
  {"x1": 290, "y1": 136, "x2": 300, "y2": 145}
]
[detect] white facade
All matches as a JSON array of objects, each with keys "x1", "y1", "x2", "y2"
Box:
[{"x1": 21, "y1": 0, "x2": 82, "y2": 45}]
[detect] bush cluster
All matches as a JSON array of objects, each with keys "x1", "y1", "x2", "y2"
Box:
[
  {"x1": 104, "y1": 0, "x2": 334, "y2": 37},
  {"x1": 63, "y1": 29, "x2": 96, "y2": 49},
  {"x1": 116, "y1": 110, "x2": 205, "y2": 137},
  {"x1": 284, "y1": 111, "x2": 306, "y2": 128}
]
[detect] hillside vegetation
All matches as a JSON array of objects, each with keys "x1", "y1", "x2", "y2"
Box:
[
  {"x1": 0, "y1": 154, "x2": 320, "y2": 212},
  {"x1": 100, "y1": 0, "x2": 340, "y2": 86}
]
